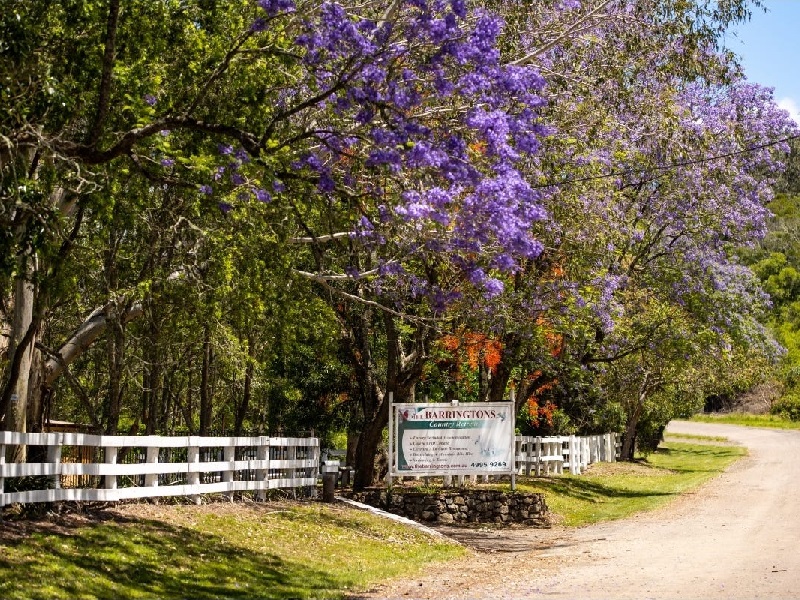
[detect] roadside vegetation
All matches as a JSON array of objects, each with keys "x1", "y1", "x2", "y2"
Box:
[
  {"x1": 0, "y1": 438, "x2": 744, "y2": 599},
  {"x1": 513, "y1": 439, "x2": 744, "y2": 526},
  {"x1": 691, "y1": 413, "x2": 800, "y2": 430}
]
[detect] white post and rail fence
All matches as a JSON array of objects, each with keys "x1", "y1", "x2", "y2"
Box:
[
  {"x1": 0, "y1": 431, "x2": 319, "y2": 507},
  {"x1": 0, "y1": 429, "x2": 621, "y2": 508}
]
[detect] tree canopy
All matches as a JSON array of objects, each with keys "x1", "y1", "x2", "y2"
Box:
[{"x1": 1, "y1": 0, "x2": 795, "y2": 483}]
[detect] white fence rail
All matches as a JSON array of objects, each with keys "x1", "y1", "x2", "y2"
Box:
[
  {"x1": 0, "y1": 431, "x2": 319, "y2": 507},
  {"x1": 515, "y1": 433, "x2": 621, "y2": 476}
]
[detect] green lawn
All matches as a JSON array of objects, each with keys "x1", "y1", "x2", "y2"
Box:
[
  {"x1": 0, "y1": 437, "x2": 746, "y2": 599},
  {"x1": 0, "y1": 502, "x2": 464, "y2": 600},
  {"x1": 513, "y1": 439, "x2": 746, "y2": 526}
]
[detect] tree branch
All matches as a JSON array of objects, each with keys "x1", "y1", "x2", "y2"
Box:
[
  {"x1": 87, "y1": 0, "x2": 121, "y2": 145},
  {"x1": 509, "y1": 0, "x2": 614, "y2": 66}
]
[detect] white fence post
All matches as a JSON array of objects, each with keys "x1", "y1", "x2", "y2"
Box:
[
  {"x1": 256, "y1": 436, "x2": 269, "y2": 502},
  {"x1": 144, "y1": 447, "x2": 159, "y2": 489},
  {"x1": 0, "y1": 440, "x2": 5, "y2": 498},
  {"x1": 105, "y1": 446, "x2": 118, "y2": 491},
  {"x1": 188, "y1": 442, "x2": 200, "y2": 505},
  {"x1": 47, "y1": 435, "x2": 63, "y2": 491},
  {"x1": 575, "y1": 437, "x2": 581, "y2": 473},
  {"x1": 223, "y1": 445, "x2": 235, "y2": 500},
  {"x1": 524, "y1": 437, "x2": 532, "y2": 476},
  {"x1": 288, "y1": 442, "x2": 298, "y2": 497}
]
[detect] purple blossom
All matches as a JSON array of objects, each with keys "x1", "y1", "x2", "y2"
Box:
[
  {"x1": 254, "y1": 188, "x2": 272, "y2": 203},
  {"x1": 257, "y1": 0, "x2": 295, "y2": 17},
  {"x1": 483, "y1": 277, "x2": 504, "y2": 298},
  {"x1": 199, "y1": 185, "x2": 213, "y2": 195},
  {"x1": 144, "y1": 94, "x2": 157, "y2": 106},
  {"x1": 160, "y1": 158, "x2": 174, "y2": 167}
]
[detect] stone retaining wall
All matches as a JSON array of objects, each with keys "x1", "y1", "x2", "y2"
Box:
[{"x1": 347, "y1": 489, "x2": 549, "y2": 526}]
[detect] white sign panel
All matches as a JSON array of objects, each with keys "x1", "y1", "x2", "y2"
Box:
[{"x1": 390, "y1": 402, "x2": 515, "y2": 476}]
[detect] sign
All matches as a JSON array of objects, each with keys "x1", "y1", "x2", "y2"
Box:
[{"x1": 390, "y1": 402, "x2": 515, "y2": 477}]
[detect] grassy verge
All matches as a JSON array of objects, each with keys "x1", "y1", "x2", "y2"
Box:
[
  {"x1": 690, "y1": 412, "x2": 800, "y2": 430},
  {"x1": 0, "y1": 438, "x2": 745, "y2": 599},
  {"x1": 512, "y1": 439, "x2": 746, "y2": 526},
  {"x1": 0, "y1": 502, "x2": 464, "y2": 600}
]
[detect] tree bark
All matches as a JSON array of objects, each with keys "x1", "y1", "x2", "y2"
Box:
[
  {"x1": 352, "y1": 396, "x2": 388, "y2": 490},
  {"x1": 620, "y1": 374, "x2": 650, "y2": 460},
  {"x1": 234, "y1": 333, "x2": 255, "y2": 436},
  {"x1": 142, "y1": 313, "x2": 162, "y2": 435},
  {"x1": 2, "y1": 271, "x2": 37, "y2": 461},
  {"x1": 199, "y1": 332, "x2": 213, "y2": 436},
  {"x1": 349, "y1": 309, "x2": 427, "y2": 490},
  {"x1": 102, "y1": 305, "x2": 125, "y2": 435},
  {"x1": 44, "y1": 302, "x2": 144, "y2": 387}
]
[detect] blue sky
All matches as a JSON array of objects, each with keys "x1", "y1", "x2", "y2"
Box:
[{"x1": 728, "y1": 1, "x2": 800, "y2": 123}]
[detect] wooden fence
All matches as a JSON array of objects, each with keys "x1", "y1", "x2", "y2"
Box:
[
  {"x1": 0, "y1": 431, "x2": 319, "y2": 507},
  {"x1": 515, "y1": 433, "x2": 621, "y2": 476}
]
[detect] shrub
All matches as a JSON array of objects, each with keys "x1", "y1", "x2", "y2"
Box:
[{"x1": 770, "y1": 392, "x2": 800, "y2": 421}]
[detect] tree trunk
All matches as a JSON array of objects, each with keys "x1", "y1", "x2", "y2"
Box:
[
  {"x1": 142, "y1": 316, "x2": 161, "y2": 435},
  {"x1": 620, "y1": 410, "x2": 640, "y2": 461},
  {"x1": 3, "y1": 270, "x2": 37, "y2": 461},
  {"x1": 234, "y1": 333, "x2": 255, "y2": 436},
  {"x1": 199, "y1": 332, "x2": 213, "y2": 435},
  {"x1": 25, "y1": 351, "x2": 45, "y2": 434},
  {"x1": 487, "y1": 334, "x2": 521, "y2": 404},
  {"x1": 620, "y1": 376, "x2": 650, "y2": 460},
  {"x1": 103, "y1": 305, "x2": 125, "y2": 435},
  {"x1": 352, "y1": 389, "x2": 388, "y2": 490}
]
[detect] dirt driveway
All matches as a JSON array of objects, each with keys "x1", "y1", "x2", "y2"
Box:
[{"x1": 353, "y1": 421, "x2": 800, "y2": 599}]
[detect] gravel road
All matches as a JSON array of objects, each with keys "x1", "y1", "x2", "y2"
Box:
[{"x1": 352, "y1": 420, "x2": 800, "y2": 599}]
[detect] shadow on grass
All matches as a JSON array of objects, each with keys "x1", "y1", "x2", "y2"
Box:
[
  {"x1": 526, "y1": 477, "x2": 675, "y2": 503},
  {"x1": 0, "y1": 515, "x2": 346, "y2": 600},
  {"x1": 653, "y1": 445, "x2": 743, "y2": 474}
]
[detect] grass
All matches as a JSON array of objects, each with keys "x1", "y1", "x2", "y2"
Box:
[
  {"x1": 690, "y1": 412, "x2": 800, "y2": 430},
  {"x1": 0, "y1": 438, "x2": 746, "y2": 599},
  {"x1": 663, "y1": 432, "x2": 730, "y2": 443},
  {"x1": 512, "y1": 440, "x2": 746, "y2": 526},
  {"x1": 0, "y1": 502, "x2": 464, "y2": 600}
]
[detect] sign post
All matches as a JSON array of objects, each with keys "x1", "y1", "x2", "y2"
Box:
[{"x1": 389, "y1": 399, "x2": 516, "y2": 488}]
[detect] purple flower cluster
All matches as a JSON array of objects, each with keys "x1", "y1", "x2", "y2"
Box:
[{"x1": 241, "y1": 0, "x2": 550, "y2": 303}]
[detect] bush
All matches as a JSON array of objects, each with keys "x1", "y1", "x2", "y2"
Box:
[{"x1": 770, "y1": 392, "x2": 800, "y2": 421}]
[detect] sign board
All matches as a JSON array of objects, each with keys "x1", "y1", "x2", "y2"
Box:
[{"x1": 389, "y1": 402, "x2": 515, "y2": 477}]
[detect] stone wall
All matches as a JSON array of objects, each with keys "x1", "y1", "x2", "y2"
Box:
[{"x1": 347, "y1": 489, "x2": 549, "y2": 526}]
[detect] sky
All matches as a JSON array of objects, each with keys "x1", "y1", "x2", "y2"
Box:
[{"x1": 728, "y1": 1, "x2": 800, "y2": 123}]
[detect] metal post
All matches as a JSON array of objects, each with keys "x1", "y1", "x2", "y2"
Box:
[{"x1": 322, "y1": 472, "x2": 336, "y2": 502}]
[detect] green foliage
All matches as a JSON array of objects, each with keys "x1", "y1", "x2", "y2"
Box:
[{"x1": 769, "y1": 391, "x2": 800, "y2": 421}]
